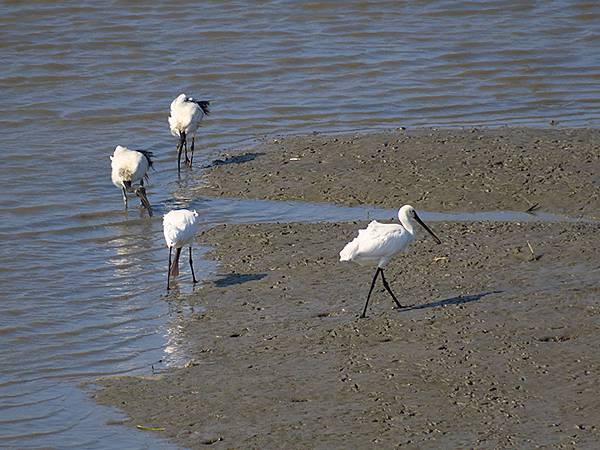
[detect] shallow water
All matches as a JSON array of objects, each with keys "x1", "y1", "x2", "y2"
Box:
[
  {"x1": 188, "y1": 197, "x2": 596, "y2": 225},
  {"x1": 1, "y1": 0, "x2": 599, "y2": 447}
]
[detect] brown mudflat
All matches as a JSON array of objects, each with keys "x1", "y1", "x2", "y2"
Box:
[
  {"x1": 94, "y1": 128, "x2": 600, "y2": 448},
  {"x1": 193, "y1": 127, "x2": 599, "y2": 215}
]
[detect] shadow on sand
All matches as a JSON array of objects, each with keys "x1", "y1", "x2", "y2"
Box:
[
  {"x1": 213, "y1": 272, "x2": 267, "y2": 288},
  {"x1": 203, "y1": 152, "x2": 264, "y2": 168},
  {"x1": 402, "y1": 290, "x2": 503, "y2": 312}
]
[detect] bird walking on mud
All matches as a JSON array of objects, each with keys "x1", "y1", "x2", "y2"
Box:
[
  {"x1": 110, "y1": 145, "x2": 154, "y2": 216},
  {"x1": 339, "y1": 205, "x2": 441, "y2": 318},
  {"x1": 168, "y1": 93, "x2": 210, "y2": 173},
  {"x1": 163, "y1": 209, "x2": 201, "y2": 290}
]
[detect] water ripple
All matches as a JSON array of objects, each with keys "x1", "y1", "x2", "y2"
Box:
[{"x1": 1, "y1": 0, "x2": 599, "y2": 448}]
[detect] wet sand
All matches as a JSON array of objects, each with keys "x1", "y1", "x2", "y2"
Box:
[
  {"x1": 193, "y1": 127, "x2": 599, "y2": 215},
  {"x1": 94, "y1": 128, "x2": 600, "y2": 448}
]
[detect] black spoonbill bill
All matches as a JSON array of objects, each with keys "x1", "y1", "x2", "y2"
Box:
[
  {"x1": 340, "y1": 205, "x2": 441, "y2": 318},
  {"x1": 163, "y1": 209, "x2": 200, "y2": 290},
  {"x1": 110, "y1": 145, "x2": 154, "y2": 216},
  {"x1": 168, "y1": 93, "x2": 210, "y2": 172}
]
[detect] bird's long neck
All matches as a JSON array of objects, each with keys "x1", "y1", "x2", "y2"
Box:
[{"x1": 399, "y1": 212, "x2": 415, "y2": 236}]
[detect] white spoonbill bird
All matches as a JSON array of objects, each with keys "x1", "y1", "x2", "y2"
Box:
[
  {"x1": 168, "y1": 93, "x2": 210, "y2": 172},
  {"x1": 163, "y1": 209, "x2": 200, "y2": 290},
  {"x1": 110, "y1": 145, "x2": 154, "y2": 216},
  {"x1": 340, "y1": 205, "x2": 441, "y2": 318}
]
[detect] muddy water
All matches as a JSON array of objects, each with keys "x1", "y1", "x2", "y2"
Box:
[{"x1": 1, "y1": 1, "x2": 599, "y2": 447}]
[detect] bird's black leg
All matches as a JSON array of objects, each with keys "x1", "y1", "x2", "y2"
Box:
[
  {"x1": 189, "y1": 136, "x2": 195, "y2": 166},
  {"x1": 177, "y1": 142, "x2": 182, "y2": 174},
  {"x1": 177, "y1": 131, "x2": 186, "y2": 174},
  {"x1": 380, "y1": 269, "x2": 403, "y2": 309},
  {"x1": 122, "y1": 187, "x2": 128, "y2": 209},
  {"x1": 183, "y1": 132, "x2": 189, "y2": 166},
  {"x1": 189, "y1": 246, "x2": 197, "y2": 283},
  {"x1": 167, "y1": 247, "x2": 172, "y2": 290},
  {"x1": 361, "y1": 268, "x2": 382, "y2": 318},
  {"x1": 140, "y1": 178, "x2": 144, "y2": 187}
]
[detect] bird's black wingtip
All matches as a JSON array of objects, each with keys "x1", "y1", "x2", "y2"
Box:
[
  {"x1": 138, "y1": 149, "x2": 155, "y2": 169},
  {"x1": 185, "y1": 97, "x2": 211, "y2": 115},
  {"x1": 197, "y1": 100, "x2": 210, "y2": 116}
]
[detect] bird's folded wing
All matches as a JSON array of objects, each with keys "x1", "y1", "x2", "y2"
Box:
[
  {"x1": 163, "y1": 221, "x2": 182, "y2": 247},
  {"x1": 163, "y1": 211, "x2": 198, "y2": 246},
  {"x1": 352, "y1": 222, "x2": 406, "y2": 257}
]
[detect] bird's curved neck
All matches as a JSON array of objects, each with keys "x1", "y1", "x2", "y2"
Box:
[{"x1": 399, "y1": 213, "x2": 415, "y2": 235}]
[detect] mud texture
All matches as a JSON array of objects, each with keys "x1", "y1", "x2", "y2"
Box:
[
  {"x1": 194, "y1": 127, "x2": 599, "y2": 216},
  {"x1": 94, "y1": 128, "x2": 600, "y2": 448}
]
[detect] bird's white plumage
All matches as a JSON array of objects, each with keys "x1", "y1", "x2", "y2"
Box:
[
  {"x1": 163, "y1": 209, "x2": 200, "y2": 248},
  {"x1": 168, "y1": 93, "x2": 205, "y2": 137},
  {"x1": 340, "y1": 205, "x2": 418, "y2": 268},
  {"x1": 110, "y1": 145, "x2": 150, "y2": 188},
  {"x1": 340, "y1": 221, "x2": 413, "y2": 267}
]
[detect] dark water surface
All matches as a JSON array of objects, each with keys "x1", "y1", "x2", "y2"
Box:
[{"x1": 1, "y1": 1, "x2": 599, "y2": 448}]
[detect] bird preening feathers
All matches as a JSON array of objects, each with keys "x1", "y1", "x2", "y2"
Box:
[
  {"x1": 340, "y1": 205, "x2": 441, "y2": 318},
  {"x1": 168, "y1": 93, "x2": 210, "y2": 172},
  {"x1": 110, "y1": 145, "x2": 154, "y2": 216}
]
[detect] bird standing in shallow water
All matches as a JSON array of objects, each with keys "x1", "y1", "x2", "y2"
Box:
[
  {"x1": 163, "y1": 209, "x2": 200, "y2": 290},
  {"x1": 168, "y1": 93, "x2": 210, "y2": 173},
  {"x1": 110, "y1": 145, "x2": 153, "y2": 216},
  {"x1": 339, "y1": 205, "x2": 441, "y2": 318}
]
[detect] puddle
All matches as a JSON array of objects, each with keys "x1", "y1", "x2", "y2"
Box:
[{"x1": 185, "y1": 197, "x2": 595, "y2": 226}]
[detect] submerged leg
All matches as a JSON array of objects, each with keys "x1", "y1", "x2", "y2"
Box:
[
  {"x1": 167, "y1": 247, "x2": 172, "y2": 290},
  {"x1": 189, "y1": 246, "x2": 197, "y2": 283},
  {"x1": 121, "y1": 186, "x2": 128, "y2": 209},
  {"x1": 380, "y1": 269, "x2": 403, "y2": 309},
  {"x1": 361, "y1": 268, "x2": 382, "y2": 318}
]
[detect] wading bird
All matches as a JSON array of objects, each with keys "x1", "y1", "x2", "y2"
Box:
[
  {"x1": 168, "y1": 93, "x2": 210, "y2": 172},
  {"x1": 339, "y1": 205, "x2": 441, "y2": 318},
  {"x1": 110, "y1": 145, "x2": 154, "y2": 216},
  {"x1": 163, "y1": 209, "x2": 200, "y2": 290}
]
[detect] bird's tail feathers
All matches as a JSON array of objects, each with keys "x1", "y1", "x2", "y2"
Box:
[{"x1": 170, "y1": 247, "x2": 182, "y2": 277}]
